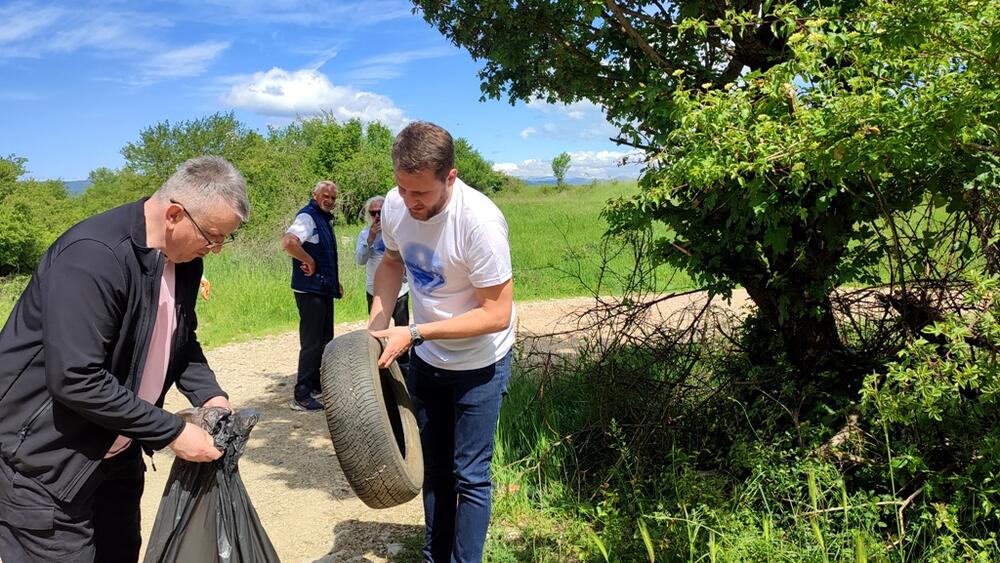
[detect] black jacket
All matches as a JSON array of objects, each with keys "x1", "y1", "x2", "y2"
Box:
[{"x1": 0, "y1": 199, "x2": 226, "y2": 502}]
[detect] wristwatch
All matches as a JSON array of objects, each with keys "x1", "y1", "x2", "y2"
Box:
[{"x1": 408, "y1": 324, "x2": 424, "y2": 347}]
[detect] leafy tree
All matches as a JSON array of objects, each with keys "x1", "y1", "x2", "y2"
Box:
[
  {"x1": 454, "y1": 138, "x2": 518, "y2": 193},
  {"x1": 0, "y1": 162, "x2": 75, "y2": 275},
  {"x1": 337, "y1": 145, "x2": 395, "y2": 222},
  {"x1": 365, "y1": 122, "x2": 395, "y2": 152},
  {"x1": 235, "y1": 125, "x2": 315, "y2": 236},
  {"x1": 416, "y1": 0, "x2": 1000, "y2": 373},
  {"x1": 0, "y1": 155, "x2": 26, "y2": 200},
  {"x1": 335, "y1": 122, "x2": 401, "y2": 221},
  {"x1": 551, "y1": 152, "x2": 571, "y2": 188},
  {"x1": 76, "y1": 167, "x2": 158, "y2": 217},
  {"x1": 121, "y1": 112, "x2": 263, "y2": 184},
  {"x1": 305, "y1": 116, "x2": 364, "y2": 178}
]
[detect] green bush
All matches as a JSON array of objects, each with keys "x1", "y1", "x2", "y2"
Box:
[
  {"x1": 336, "y1": 145, "x2": 395, "y2": 222},
  {"x1": 861, "y1": 276, "x2": 1000, "y2": 559},
  {"x1": 455, "y1": 138, "x2": 522, "y2": 193},
  {"x1": 0, "y1": 172, "x2": 76, "y2": 275},
  {"x1": 121, "y1": 112, "x2": 262, "y2": 185}
]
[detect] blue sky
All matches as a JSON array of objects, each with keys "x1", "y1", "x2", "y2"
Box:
[{"x1": 0, "y1": 0, "x2": 643, "y2": 182}]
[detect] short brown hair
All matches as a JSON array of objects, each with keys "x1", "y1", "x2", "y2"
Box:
[{"x1": 391, "y1": 121, "x2": 455, "y2": 181}]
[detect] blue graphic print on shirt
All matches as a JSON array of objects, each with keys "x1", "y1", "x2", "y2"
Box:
[{"x1": 404, "y1": 243, "x2": 446, "y2": 292}]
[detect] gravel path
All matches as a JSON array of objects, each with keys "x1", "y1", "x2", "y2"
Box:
[{"x1": 139, "y1": 291, "x2": 751, "y2": 562}]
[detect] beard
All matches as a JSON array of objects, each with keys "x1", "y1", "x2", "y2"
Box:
[{"x1": 408, "y1": 188, "x2": 450, "y2": 220}]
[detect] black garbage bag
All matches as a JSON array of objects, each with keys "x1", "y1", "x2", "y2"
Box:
[{"x1": 144, "y1": 407, "x2": 280, "y2": 563}]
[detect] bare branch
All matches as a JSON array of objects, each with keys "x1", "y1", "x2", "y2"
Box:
[
  {"x1": 962, "y1": 142, "x2": 1000, "y2": 155},
  {"x1": 604, "y1": 0, "x2": 675, "y2": 71}
]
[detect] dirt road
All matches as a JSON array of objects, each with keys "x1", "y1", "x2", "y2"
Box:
[{"x1": 140, "y1": 291, "x2": 750, "y2": 562}]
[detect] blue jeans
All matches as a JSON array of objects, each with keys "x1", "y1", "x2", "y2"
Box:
[{"x1": 407, "y1": 349, "x2": 512, "y2": 563}]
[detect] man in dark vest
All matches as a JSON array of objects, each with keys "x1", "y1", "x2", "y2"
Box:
[{"x1": 281, "y1": 180, "x2": 343, "y2": 411}]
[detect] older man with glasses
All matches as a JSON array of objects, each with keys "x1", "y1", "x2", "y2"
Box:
[
  {"x1": 0, "y1": 156, "x2": 248, "y2": 562},
  {"x1": 281, "y1": 180, "x2": 344, "y2": 411}
]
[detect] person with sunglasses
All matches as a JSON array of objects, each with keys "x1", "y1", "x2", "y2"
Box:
[
  {"x1": 281, "y1": 180, "x2": 344, "y2": 411},
  {"x1": 0, "y1": 156, "x2": 248, "y2": 562},
  {"x1": 354, "y1": 195, "x2": 410, "y2": 365}
]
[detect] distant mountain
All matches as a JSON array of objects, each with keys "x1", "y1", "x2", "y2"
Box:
[{"x1": 64, "y1": 180, "x2": 92, "y2": 194}]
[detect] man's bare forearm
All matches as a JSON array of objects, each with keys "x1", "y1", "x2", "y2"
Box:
[
  {"x1": 416, "y1": 279, "x2": 513, "y2": 340},
  {"x1": 282, "y1": 234, "x2": 311, "y2": 263},
  {"x1": 369, "y1": 249, "x2": 405, "y2": 330}
]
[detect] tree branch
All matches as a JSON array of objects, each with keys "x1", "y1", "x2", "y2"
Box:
[
  {"x1": 962, "y1": 142, "x2": 1000, "y2": 155},
  {"x1": 604, "y1": 0, "x2": 675, "y2": 71},
  {"x1": 615, "y1": 3, "x2": 674, "y2": 31},
  {"x1": 610, "y1": 136, "x2": 656, "y2": 152}
]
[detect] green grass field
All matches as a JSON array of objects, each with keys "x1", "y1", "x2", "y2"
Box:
[{"x1": 0, "y1": 181, "x2": 691, "y2": 348}]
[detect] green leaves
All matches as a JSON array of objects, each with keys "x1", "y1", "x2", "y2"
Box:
[
  {"x1": 0, "y1": 170, "x2": 76, "y2": 275},
  {"x1": 551, "y1": 151, "x2": 572, "y2": 188}
]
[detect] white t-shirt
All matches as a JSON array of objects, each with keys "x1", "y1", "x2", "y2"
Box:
[
  {"x1": 286, "y1": 213, "x2": 319, "y2": 244},
  {"x1": 355, "y1": 227, "x2": 409, "y2": 297},
  {"x1": 286, "y1": 213, "x2": 320, "y2": 294},
  {"x1": 381, "y1": 178, "x2": 516, "y2": 370}
]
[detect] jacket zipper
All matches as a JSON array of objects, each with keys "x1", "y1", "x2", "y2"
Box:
[
  {"x1": 126, "y1": 253, "x2": 162, "y2": 392},
  {"x1": 13, "y1": 397, "x2": 53, "y2": 453},
  {"x1": 134, "y1": 253, "x2": 171, "y2": 473},
  {"x1": 61, "y1": 253, "x2": 164, "y2": 498}
]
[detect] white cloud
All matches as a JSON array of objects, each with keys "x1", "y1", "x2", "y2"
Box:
[
  {"x1": 0, "y1": 89, "x2": 41, "y2": 101},
  {"x1": 357, "y1": 46, "x2": 455, "y2": 67},
  {"x1": 304, "y1": 47, "x2": 339, "y2": 71},
  {"x1": 222, "y1": 67, "x2": 408, "y2": 130},
  {"x1": 492, "y1": 162, "x2": 522, "y2": 175},
  {"x1": 0, "y1": 4, "x2": 164, "y2": 59},
  {"x1": 0, "y1": 3, "x2": 63, "y2": 44},
  {"x1": 344, "y1": 46, "x2": 456, "y2": 83},
  {"x1": 143, "y1": 41, "x2": 229, "y2": 81},
  {"x1": 493, "y1": 150, "x2": 645, "y2": 180},
  {"x1": 519, "y1": 127, "x2": 537, "y2": 139},
  {"x1": 197, "y1": 0, "x2": 412, "y2": 26},
  {"x1": 521, "y1": 97, "x2": 621, "y2": 142},
  {"x1": 526, "y1": 97, "x2": 605, "y2": 120}
]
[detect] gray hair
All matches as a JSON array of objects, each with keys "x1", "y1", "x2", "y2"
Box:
[
  {"x1": 312, "y1": 180, "x2": 338, "y2": 195},
  {"x1": 360, "y1": 195, "x2": 385, "y2": 224},
  {"x1": 154, "y1": 156, "x2": 250, "y2": 222}
]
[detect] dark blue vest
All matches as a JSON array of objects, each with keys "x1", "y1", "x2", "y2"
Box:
[{"x1": 290, "y1": 200, "x2": 340, "y2": 298}]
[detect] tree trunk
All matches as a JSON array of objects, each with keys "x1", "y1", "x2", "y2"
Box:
[
  {"x1": 743, "y1": 283, "x2": 843, "y2": 373},
  {"x1": 968, "y1": 192, "x2": 1000, "y2": 274}
]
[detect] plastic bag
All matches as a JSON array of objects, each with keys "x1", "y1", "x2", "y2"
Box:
[{"x1": 144, "y1": 407, "x2": 280, "y2": 563}]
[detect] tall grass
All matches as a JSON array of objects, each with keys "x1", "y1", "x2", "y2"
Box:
[
  {"x1": 494, "y1": 181, "x2": 690, "y2": 300},
  {"x1": 482, "y1": 357, "x2": 904, "y2": 562},
  {"x1": 0, "y1": 181, "x2": 688, "y2": 348}
]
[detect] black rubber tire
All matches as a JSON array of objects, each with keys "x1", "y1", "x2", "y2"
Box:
[{"x1": 319, "y1": 330, "x2": 423, "y2": 508}]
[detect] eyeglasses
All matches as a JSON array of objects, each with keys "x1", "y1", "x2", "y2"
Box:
[
  {"x1": 369, "y1": 209, "x2": 382, "y2": 217},
  {"x1": 169, "y1": 199, "x2": 236, "y2": 249}
]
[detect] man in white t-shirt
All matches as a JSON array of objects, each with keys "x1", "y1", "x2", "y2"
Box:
[{"x1": 369, "y1": 122, "x2": 515, "y2": 563}]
